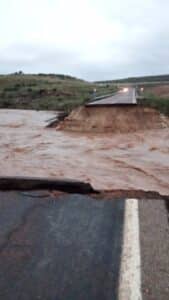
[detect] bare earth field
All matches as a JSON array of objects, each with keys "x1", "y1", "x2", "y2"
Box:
[
  {"x1": 0, "y1": 109, "x2": 169, "y2": 195},
  {"x1": 145, "y1": 84, "x2": 169, "y2": 98}
]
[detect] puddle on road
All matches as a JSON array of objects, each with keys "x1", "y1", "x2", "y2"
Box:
[{"x1": 0, "y1": 109, "x2": 169, "y2": 195}]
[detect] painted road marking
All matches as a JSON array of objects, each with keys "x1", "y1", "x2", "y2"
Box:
[
  {"x1": 118, "y1": 199, "x2": 142, "y2": 300},
  {"x1": 132, "y1": 88, "x2": 137, "y2": 104}
]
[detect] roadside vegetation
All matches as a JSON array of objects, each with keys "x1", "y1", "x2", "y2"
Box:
[
  {"x1": 0, "y1": 74, "x2": 117, "y2": 112},
  {"x1": 139, "y1": 92, "x2": 169, "y2": 117}
]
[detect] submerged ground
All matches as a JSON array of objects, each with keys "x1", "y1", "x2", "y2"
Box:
[{"x1": 0, "y1": 109, "x2": 168, "y2": 195}]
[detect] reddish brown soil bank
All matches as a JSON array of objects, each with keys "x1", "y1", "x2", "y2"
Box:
[{"x1": 58, "y1": 105, "x2": 169, "y2": 133}]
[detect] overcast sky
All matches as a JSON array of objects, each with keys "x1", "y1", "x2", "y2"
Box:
[{"x1": 0, "y1": 0, "x2": 169, "y2": 81}]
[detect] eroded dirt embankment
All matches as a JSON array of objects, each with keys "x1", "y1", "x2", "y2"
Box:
[
  {"x1": 0, "y1": 109, "x2": 168, "y2": 196},
  {"x1": 58, "y1": 105, "x2": 169, "y2": 133}
]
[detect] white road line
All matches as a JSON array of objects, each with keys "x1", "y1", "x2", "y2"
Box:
[
  {"x1": 132, "y1": 89, "x2": 137, "y2": 104},
  {"x1": 118, "y1": 199, "x2": 142, "y2": 300}
]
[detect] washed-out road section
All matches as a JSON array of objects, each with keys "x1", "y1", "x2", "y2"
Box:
[{"x1": 0, "y1": 109, "x2": 168, "y2": 195}]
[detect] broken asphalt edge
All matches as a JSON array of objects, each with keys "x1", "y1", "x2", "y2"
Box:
[
  {"x1": 0, "y1": 176, "x2": 96, "y2": 194},
  {"x1": 0, "y1": 177, "x2": 168, "y2": 200}
]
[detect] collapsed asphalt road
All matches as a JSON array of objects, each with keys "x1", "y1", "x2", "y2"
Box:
[
  {"x1": 0, "y1": 191, "x2": 168, "y2": 300},
  {"x1": 0, "y1": 106, "x2": 168, "y2": 300}
]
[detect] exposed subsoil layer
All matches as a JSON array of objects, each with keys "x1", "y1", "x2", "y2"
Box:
[
  {"x1": 58, "y1": 105, "x2": 169, "y2": 133},
  {"x1": 0, "y1": 109, "x2": 169, "y2": 195}
]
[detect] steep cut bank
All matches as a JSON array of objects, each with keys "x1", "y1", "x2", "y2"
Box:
[{"x1": 58, "y1": 105, "x2": 169, "y2": 133}]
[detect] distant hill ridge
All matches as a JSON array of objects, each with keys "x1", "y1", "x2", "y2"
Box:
[
  {"x1": 95, "y1": 74, "x2": 169, "y2": 84},
  {"x1": 7, "y1": 72, "x2": 83, "y2": 82}
]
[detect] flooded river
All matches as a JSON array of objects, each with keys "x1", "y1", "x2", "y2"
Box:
[{"x1": 0, "y1": 109, "x2": 169, "y2": 195}]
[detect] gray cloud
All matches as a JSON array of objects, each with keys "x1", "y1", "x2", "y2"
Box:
[{"x1": 0, "y1": 0, "x2": 169, "y2": 81}]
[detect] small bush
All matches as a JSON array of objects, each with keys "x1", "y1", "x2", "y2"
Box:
[{"x1": 141, "y1": 94, "x2": 169, "y2": 116}]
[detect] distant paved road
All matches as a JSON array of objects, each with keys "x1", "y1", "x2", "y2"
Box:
[
  {"x1": 87, "y1": 87, "x2": 136, "y2": 106},
  {"x1": 0, "y1": 191, "x2": 168, "y2": 300}
]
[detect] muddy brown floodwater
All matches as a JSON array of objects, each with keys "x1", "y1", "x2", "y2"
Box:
[{"x1": 0, "y1": 109, "x2": 169, "y2": 195}]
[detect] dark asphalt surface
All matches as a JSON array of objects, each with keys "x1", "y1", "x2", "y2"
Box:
[
  {"x1": 0, "y1": 191, "x2": 169, "y2": 300},
  {"x1": 139, "y1": 199, "x2": 169, "y2": 300},
  {"x1": 0, "y1": 192, "x2": 125, "y2": 300},
  {"x1": 87, "y1": 88, "x2": 136, "y2": 106}
]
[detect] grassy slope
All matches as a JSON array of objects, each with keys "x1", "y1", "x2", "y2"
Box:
[
  {"x1": 0, "y1": 74, "x2": 117, "y2": 112},
  {"x1": 140, "y1": 92, "x2": 169, "y2": 116}
]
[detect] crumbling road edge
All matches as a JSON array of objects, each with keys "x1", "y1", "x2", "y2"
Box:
[{"x1": 0, "y1": 176, "x2": 96, "y2": 194}]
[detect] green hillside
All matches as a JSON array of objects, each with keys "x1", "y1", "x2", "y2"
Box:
[{"x1": 0, "y1": 74, "x2": 117, "y2": 112}]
